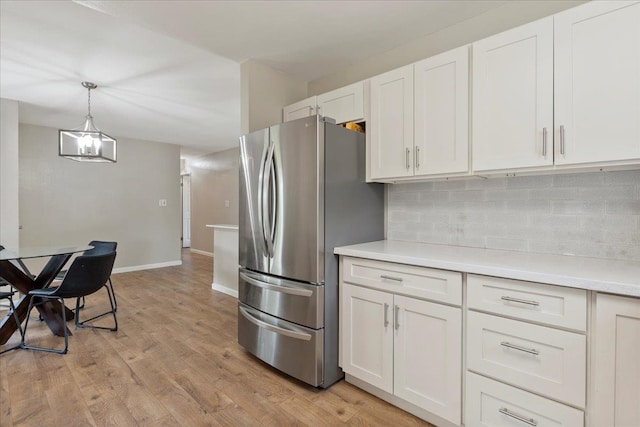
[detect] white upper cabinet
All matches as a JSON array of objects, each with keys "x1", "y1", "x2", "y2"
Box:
[
  {"x1": 554, "y1": 1, "x2": 640, "y2": 165},
  {"x1": 472, "y1": 17, "x2": 554, "y2": 172},
  {"x1": 316, "y1": 81, "x2": 364, "y2": 124},
  {"x1": 369, "y1": 65, "x2": 414, "y2": 180},
  {"x1": 414, "y1": 46, "x2": 469, "y2": 176},
  {"x1": 283, "y1": 96, "x2": 317, "y2": 122}
]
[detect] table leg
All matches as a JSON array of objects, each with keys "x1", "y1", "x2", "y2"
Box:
[{"x1": 0, "y1": 257, "x2": 76, "y2": 345}]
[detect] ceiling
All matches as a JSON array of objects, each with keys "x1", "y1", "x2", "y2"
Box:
[{"x1": 0, "y1": 0, "x2": 507, "y2": 154}]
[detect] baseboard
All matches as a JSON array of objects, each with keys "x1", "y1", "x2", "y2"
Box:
[
  {"x1": 190, "y1": 248, "x2": 213, "y2": 257},
  {"x1": 112, "y1": 260, "x2": 182, "y2": 274},
  {"x1": 212, "y1": 282, "x2": 238, "y2": 298}
]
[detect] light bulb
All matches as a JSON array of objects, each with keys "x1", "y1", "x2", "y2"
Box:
[{"x1": 79, "y1": 134, "x2": 93, "y2": 153}]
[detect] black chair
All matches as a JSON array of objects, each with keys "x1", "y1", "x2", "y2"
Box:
[
  {"x1": 56, "y1": 241, "x2": 118, "y2": 312},
  {"x1": 0, "y1": 288, "x2": 23, "y2": 354},
  {"x1": 20, "y1": 251, "x2": 117, "y2": 354}
]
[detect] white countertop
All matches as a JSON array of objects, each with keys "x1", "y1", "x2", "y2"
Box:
[
  {"x1": 335, "y1": 240, "x2": 640, "y2": 297},
  {"x1": 206, "y1": 224, "x2": 239, "y2": 230}
]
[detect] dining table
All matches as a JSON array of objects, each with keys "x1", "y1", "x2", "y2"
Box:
[{"x1": 0, "y1": 245, "x2": 93, "y2": 345}]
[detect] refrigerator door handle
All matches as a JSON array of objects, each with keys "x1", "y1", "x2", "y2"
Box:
[
  {"x1": 239, "y1": 305, "x2": 312, "y2": 341},
  {"x1": 240, "y1": 271, "x2": 313, "y2": 297},
  {"x1": 262, "y1": 142, "x2": 276, "y2": 258},
  {"x1": 269, "y1": 155, "x2": 277, "y2": 252}
]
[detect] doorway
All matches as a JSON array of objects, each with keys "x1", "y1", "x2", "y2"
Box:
[{"x1": 181, "y1": 174, "x2": 191, "y2": 248}]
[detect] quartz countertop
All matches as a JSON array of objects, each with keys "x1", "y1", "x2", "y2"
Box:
[{"x1": 334, "y1": 240, "x2": 640, "y2": 297}]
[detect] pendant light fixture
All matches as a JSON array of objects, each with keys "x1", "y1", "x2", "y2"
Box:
[{"x1": 58, "y1": 81, "x2": 117, "y2": 162}]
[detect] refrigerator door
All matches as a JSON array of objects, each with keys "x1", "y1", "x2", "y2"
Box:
[
  {"x1": 239, "y1": 128, "x2": 270, "y2": 274},
  {"x1": 238, "y1": 268, "x2": 324, "y2": 329},
  {"x1": 269, "y1": 116, "x2": 323, "y2": 284},
  {"x1": 238, "y1": 303, "x2": 323, "y2": 387}
]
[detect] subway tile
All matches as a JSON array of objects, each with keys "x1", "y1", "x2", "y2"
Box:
[
  {"x1": 419, "y1": 213, "x2": 450, "y2": 223},
  {"x1": 433, "y1": 180, "x2": 466, "y2": 191},
  {"x1": 529, "y1": 214, "x2": 578, "y2": 229},
  {"x1": 578, "y1": 186, "x2": 637, "y2": 201},
  {"x1": 388, "y1": 211, "x2": 421, "y2": 222},
  {"x1": 420, "y1": 191, "x2": 451, "y2": 202},
  {"x1": 505, "y1": 200, "x2": 551, "y2": 214},
  {"x1": 578, "y1": 215, "x2": 639, "y2": 231},
  {"x1": 553, "y1": 172, "x2": 604, "y2": 187},
  {"x1": 486, "y1": 213, "x2": 526, "y2": 227},
  {"x1": 388, "y1": 191, "x2": 420, "y2": 203},
  {"x1": 484, "y1": 189, "x2": 530, "y2": 201},
  {"x1": 387, "y1": 230, "x2": 418, "y2": 241},
  {"x1": 529, "y1": 188, "x2": 578, "y2": 200},
  {"x1": 465, "y1": 178, "x2": 506, "y2": 190},
  {"x1": 450, "y1": 190, "x2": 485, "y2": 202},
  {"x1": 417, "y1": 232, "x2": 451, "y2": 245},
  {"x1": 551, "y1": 200, "x2": 605, "y2": 215},
  {"x1": 606, "y1": 200, "x2": 640, "y2": 214},
  {"x1": 449, "y1": 236, "x2": 486, "y2": 248},
  {"x1": 485, "y1": 237, "x2": 528, "y2": 252},
  {"x1": 603, "y1": 230, "x2": 640, "y2": 245},
  {"x1": 604, "y1": 170, "x2": 640, "y2": 185},
  {"x1": 450, "y1": 212, "x2": 485, "y2": 223},
  {"x1": 464, "y1": 201, "x2": 506, "y2": 213},
  {"x1": 506, "y1": 175, "x2": 553, "y2": 189}
]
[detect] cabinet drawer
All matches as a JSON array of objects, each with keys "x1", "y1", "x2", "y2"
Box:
[
  {"x1": 467, "y1": 311, "x2": 586, "y2": 408},
  {"x1": 342, "y1": 257, "x2": 462, "y2": 305},
  {"x1": 466, "y1": 372, "x2": 584, "y2": 427},
  {"x1": 467, "y1": 274, "x2": 587, "y2": 331}
]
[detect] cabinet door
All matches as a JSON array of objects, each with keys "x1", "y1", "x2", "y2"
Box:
[
  {"x1": 316, "y1": 81, "x2": 364, "y2": 124},
  {"x1": 472, "y1": 18, "x2": 553, "y2": 172},
  {"x1": 370, "y1": 65, "x2": 414, "y2": 180},
  {"x1": 592, "y1": 294, "x2": 640, "y2": 427},
  {"x1": 283, "y1": 96, "x2": 317, "y2": 122},
  {"x1": 554, "y1": 1, "x2": 640, "y2": 166},
  {"x1": 394, "y1": 295, "x2": 462, "y2": 424},
  {"x1": 414, "y1": 46, "x2": 469, "y2": 176},
  {"x1": 341, "y1": 284, "x2": 393, "y2": 393}
]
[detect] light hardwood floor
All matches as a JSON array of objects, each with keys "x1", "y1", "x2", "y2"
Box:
[{"x1": 0, "y1": 250, "x2": 433, "y2": 426}]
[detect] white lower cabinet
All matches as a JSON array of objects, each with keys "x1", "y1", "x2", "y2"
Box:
[
  {"x1": 341, "y1": 281, "x2": 462, "y2": 425},
  {"x1": 466, "y1": 372, "x2": 584, "y2": 427},
  {"x1": 592, "y1": 293, "x2": 640, "y2": 427}
]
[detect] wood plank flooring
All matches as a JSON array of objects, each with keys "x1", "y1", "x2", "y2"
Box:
[{"x1": 0, "y1": 250, "x2": 432, "y2": 426}]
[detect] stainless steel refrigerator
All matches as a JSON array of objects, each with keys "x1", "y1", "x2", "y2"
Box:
[{"x1": 237, "y1": 115, "x2": 384, "y2": 388}]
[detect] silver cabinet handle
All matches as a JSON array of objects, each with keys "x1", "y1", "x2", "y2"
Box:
[
  {"x1": 384, "y1": 303, "x2": 389, "y2": 327},
  {"x1": 239, "y1": 306, "x2": 312, "y2": 341},
  {"x1": 499, "y1": 407, "x2": 538, "y2": 426},
  {"x1": 380, "y1": 275, "x2": 403, "y2": 282},
  {"x1": 560, "y1": 125, "x2": 566, "y2": 155},
  {"x1": 501, "y1": 341, "x2": 540, "y2": 356},
  {"x1": 405, "y1": 147, "x2": 411, "y2": 170},
  {"x1": 240, "y1": 272, "x2": 313, "y2": 297},
  {"x1": 415, "y1": 146, "x2": 420, "y2": 169},
  {"x1": 501, "y1": 296, "x2": 540, "y2": 306},
  {"x1": 394, "y1": 305, "x2": 400, "y2": 330},
  {"x1": 542, "y1": 127, "x2": 547, "y2": 157}
]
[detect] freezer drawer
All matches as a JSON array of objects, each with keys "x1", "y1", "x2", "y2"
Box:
[
  {"x1": 239, "y1": 269, "x2": 324, "y2": 329},
  {"x1": 238, "y1": 303, "x2": 323, "y2": 387}
]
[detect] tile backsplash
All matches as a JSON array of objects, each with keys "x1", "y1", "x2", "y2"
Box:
[{"x1": 387, "y1": 170, "x2": 640, "y2": 262}]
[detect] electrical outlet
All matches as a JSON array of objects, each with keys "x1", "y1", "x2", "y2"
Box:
[
  {"x1": 225, "y1": 200, "x2": 230, "y2": 208},
  {"x1": 159, "y1": 199, "x2": 167, "y2": 207}
]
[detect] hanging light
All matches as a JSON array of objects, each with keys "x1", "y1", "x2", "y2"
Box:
[{"x1": 58, "y1": 81, "x2": 117, "y2": 162}]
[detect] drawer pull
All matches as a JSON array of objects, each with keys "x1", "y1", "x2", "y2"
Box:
[
  {"x1": 380, "y1": 274, "x2": 403, "y2": 282},
  {"x1": 501, "y1": 296, "x2": 540, "y2": 306},
  {"x1": 384, "y1": 303, "x2": 389, "y2": 327},
  {"x1": 394, "y1": 305, "x2": 400, "y2": 330},
  {"x1": 500, "y1": 341, "x2": 540, "y2": 356},
  {"x1": 499, "y1": 407, "x2": 538, "y2": 426}
]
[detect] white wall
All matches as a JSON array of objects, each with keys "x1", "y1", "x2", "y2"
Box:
[
  {"x1": 240, "y1": 59, "x2": 307, "y2": 134},
  {"x1": 308, "y1": 0, "x2": 585, "y2": 95},
  {"x1": 19, "y1": 123, "x2": 182, "y2": 269},
  {"x1": 387, "y1": 171, "x2": 640, "y2": 262},
  {"x1": 189, "y1": 147, "x2": 239, "y2": 254},
  {"x1": 0, "y1": 98, "x2": 20, "y2": 248}
]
